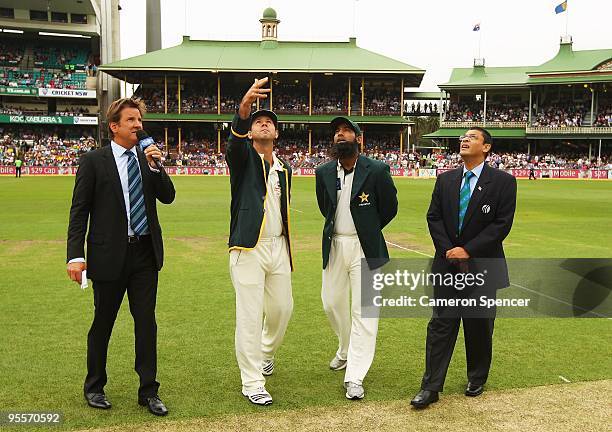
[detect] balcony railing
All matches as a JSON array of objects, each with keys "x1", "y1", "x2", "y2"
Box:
[
  {"x1": 526, "y1": 127, "x2": 612, "y2": 134},
  {"x1": 441, "y1": 121, "x2": 527, "y2": 128}
]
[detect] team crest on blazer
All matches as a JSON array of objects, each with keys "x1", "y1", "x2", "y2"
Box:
[
  {"x1": 481, "y1": 204, "x2": 491, "y2": 214},
  {"x1": 358, "y1": 191, "x2": 371, "y2": 206}
]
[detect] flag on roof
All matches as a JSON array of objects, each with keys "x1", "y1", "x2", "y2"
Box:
[{"x1": 555, "y1": 1, "x2": 567, "y2": 14}]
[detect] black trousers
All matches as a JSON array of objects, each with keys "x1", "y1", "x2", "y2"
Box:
[
  {"x1": 84, "y1": 236, "x2": 160, "y2": 398},
  {"x1": 15, "y1": 167, "x2": 21, "y2": 178},
  {"x1": 421, "y1": 284, "x2": 496, "y2": 392}
]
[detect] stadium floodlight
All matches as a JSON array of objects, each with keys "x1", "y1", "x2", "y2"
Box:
[
  {"x1": 1, "y1": 29, "x2": 24, "y2": 33},
  {"x1": 38, "y1": 31, "x2": 91, "y2": 38}
]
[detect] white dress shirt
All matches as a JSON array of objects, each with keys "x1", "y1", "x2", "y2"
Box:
[
  {"x1": 69, "y1": 141, "x2": 156, "y2": 264},
  {"x1": 334, "y1": 159, "x2": 358, "y2": 236},
  {"x1": 261, "y1": 153, "x2": 285, "y2": 239},
  {"x1": 111, "y1": 141, "x2": 151, "y2": 236}
]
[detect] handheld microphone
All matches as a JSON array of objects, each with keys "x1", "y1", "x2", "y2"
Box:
[{"x1": 136, "y1": 129, "x2": 163, "y2": 170}]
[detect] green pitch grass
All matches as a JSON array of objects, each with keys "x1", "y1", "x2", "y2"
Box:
[{"x1": 0, "y1": 176, "x2": 610, "y2": 431}]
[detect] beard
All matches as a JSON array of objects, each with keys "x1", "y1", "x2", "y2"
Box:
[{"x1": 330, "y1": 140, "x2": 358, "y2": 160}]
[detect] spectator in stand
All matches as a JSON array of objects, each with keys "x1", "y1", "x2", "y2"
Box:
[
  {"x1": 532, "y1": 102, "x2": 586, "y2": 127},
  {"x1": 594, "y1": 104, "x2": 611, "y2": 127},
  {"x1": 445, "y1": 102, "x2": 528, "y2": 122}
]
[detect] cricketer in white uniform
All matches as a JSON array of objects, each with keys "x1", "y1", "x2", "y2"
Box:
[
  {"x1": 225, "y1": 78, "x2": 293, "y2": 406},
  {"x1": 315, "y1": 117, "x2": 398, "y2": 400}
]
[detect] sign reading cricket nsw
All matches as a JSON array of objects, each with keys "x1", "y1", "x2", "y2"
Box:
[{"x1": 38, "y1": 88, "x2": 97, "y2": 99}]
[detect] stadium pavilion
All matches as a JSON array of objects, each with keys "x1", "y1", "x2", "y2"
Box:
[
  {"x1": 98, "y1": 8, "x2": 425, "y2": 158},
  {"x1": 426, "y1": 36, "x2": 612, "y2": 161}
]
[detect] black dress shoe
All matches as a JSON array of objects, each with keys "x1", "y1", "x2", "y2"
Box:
[
  {"x1": 465, "y1": 382, "x2": 484, "y2": 397},
  {"x1": 138, "y1": 396, "x2": 168, "y2": 416},
  {"x1": 410, "y1": 390, "x2": 439, "y2": 408},
  {"x1": 84, "y1": 392, "x2": 111, "y2": 409}
]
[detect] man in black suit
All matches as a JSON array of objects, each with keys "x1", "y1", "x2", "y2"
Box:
[
  {"x1": 66, "y1": 98, "x2": 175, "y2": 416},
  {"x1": 315, "y1": 117, "x2": 398, "y2": 400},
  {"x1": 411, "y1": 127, "x2": 517, "y2": 408}
]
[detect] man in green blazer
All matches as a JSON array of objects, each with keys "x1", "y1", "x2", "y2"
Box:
[
  {"x1": 315, "y1": 117, "x2": 398, "y2": 400},
  {"x1": 226, "y1": 78, "x2": 294, "y2": 406}
]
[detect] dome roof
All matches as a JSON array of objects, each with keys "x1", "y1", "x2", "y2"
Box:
[{"x1": 262, "y1": 7, "x2": 277, "y2": 20}]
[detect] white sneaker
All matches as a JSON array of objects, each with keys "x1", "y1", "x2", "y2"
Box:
[
  {"x1": 262, "y1": 359, "x2": 274, "y2": 376},
  {"x1": 329, "y1": 355, "x2": 347, "y2": 371},
  {"x1": 345, "y1": 382, "x2": 365, "y2": 400},
  {"x1": 242, "y1": 387, "x2": 273, "y2": 406}
]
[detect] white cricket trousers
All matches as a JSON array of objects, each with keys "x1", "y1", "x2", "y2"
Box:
[
  {"x1": 322, "y1": 234, "x2": 379, "y2": 385},
  {"x1": 229, "y1": 236, "x2": 293, "y2": 391}
]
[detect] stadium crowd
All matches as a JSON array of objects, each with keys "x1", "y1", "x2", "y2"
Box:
[
  {"x1": 135, "y1": 83, "x2": 403, "y2": 116},
  {"x1": 444, "y1": 102, "x2": 528, "y2": 122},
  {"x1": 531, "y1": 103, "x2": 587, "y2": 127},
  {"x1": 2, "y1": 132, "x2": 609, "y2": 171},
  {"x1": 0, "y1": 127, "x2": 96, "y2": 166},
  {"x1": 594, "y1": 104, "x2": 611, "y2": 127},
  {"x1": 428, "y1": 151, "x2": 610, "y2": 170},
  {"x1": 365, "y1": 90, "x2": 401, "y2": 115},
  {"x1": 0, "y1": 105, "x2": 94, "y2": 116},
  {"x1": 0, "y1": 67, "x2": 87, "y2": 90}
]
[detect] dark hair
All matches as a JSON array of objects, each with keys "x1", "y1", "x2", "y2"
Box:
[{"x1": 469, "y1": 127, "x2": 493, "y2": 145}]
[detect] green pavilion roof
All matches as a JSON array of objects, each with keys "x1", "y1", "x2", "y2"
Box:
[
  {"x1": 100, "y1": 37, "x2": 425, "y2": 79},
  {"x1": 441, "y1": 41, "x2": 612, "y2": 89}
]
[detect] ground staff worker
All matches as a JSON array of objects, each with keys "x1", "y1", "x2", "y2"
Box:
[
  {"x1": 15, "y1": 157, "x2": 22, "y2": 177},
  {"x1": 226, "y1": 77, "x2": 294, "y2": 406},
  {"x1": 315, "y1": 117, "x2": 398, "y2": 400}
]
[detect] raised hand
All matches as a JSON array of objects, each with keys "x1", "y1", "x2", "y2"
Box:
[{"x1": 238, "y1": 77, "x2": 271, "y2": 120}]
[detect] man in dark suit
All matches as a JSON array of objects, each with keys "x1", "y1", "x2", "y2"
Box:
[
  {"x1": 411, "y1": 127, "x2": 517, "y2": 408},
  {"x1": 315, "y1": 117, "x2": 398, "y2": 400},
  {"x1": 66, "y1": 98, "x2": 175, "y2": 416}
]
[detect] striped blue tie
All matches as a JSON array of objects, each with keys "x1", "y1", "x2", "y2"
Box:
[
  {"x1": 125, "y1": 150, "x2": 149, "y2": 235},
  {"x1": 458, "y1": 170, "x2": 475, "y2": 232}
]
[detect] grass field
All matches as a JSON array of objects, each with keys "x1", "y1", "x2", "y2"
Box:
[{"x1": 0, "y1": 176, "x2": 610, "y2": 431}]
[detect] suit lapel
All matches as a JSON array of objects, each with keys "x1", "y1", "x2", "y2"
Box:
[
  {"x1": 351, "y1": 155, "x2": 371, "y2": 201},
  {"x1": 462, "y1": 163, "x2": 492, "y2": 230},
  {"x1": 103, "y1": 145, "x2": 127, "y2": 213},
  {"x1": 449, "y1": 167, "x2": 462, "y2": 234},
  {"x1": 278, "y1": 163, "x2": 287, "y2": 204}
]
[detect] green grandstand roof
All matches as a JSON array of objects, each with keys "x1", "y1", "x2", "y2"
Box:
[
  {"x1": 99, "y1": 37, "x2": 425, "y2": 78},
  {"x1": 441, "y1": 66, "x2": 531, "y2": 89},
  {"x1": 528, "y1": 43, "x2": 612, "y2": 73},
  {"x1": 423, "y1": 128, "x2": 526, "y2": 139},
  {"x1": 441, "y1": 41, "x2": 612, "y2": 89}
]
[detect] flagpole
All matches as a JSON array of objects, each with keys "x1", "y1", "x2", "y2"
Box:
[
  {"x1": 565, "y1": 1, "x2": 569, "y2": 37},
  {"x1": 479, "y1": 26, "x2": 482, "y2": 59}
]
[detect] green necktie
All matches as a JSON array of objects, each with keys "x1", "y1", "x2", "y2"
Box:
[{"x1": 458, "y1": 171, "x2": 475, "y2": 231}]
